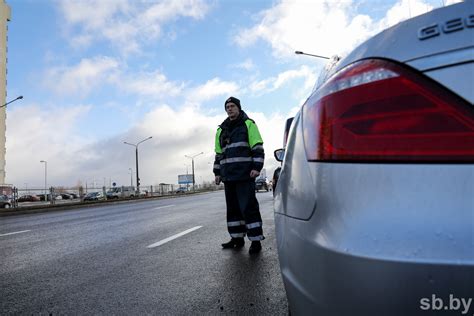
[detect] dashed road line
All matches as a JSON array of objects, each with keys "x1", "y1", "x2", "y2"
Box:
[
  {"x1": 153, "y1": 205, "x2": 175, "y2": 210},
  {"x1": 0, "y1": 230, "x2": 31, "y2": 237},
  {"x1": 147, "y1": 226, "x2": 202, "y2": 248}
]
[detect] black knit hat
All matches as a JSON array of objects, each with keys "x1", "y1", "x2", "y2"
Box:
[{"x1": 225, "y1": 96, "x2": 241, "y2": 110}]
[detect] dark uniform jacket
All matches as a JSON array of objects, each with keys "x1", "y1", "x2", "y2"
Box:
[{"x1": 213, "y1": 111, "x2": 264, "y2": 182}]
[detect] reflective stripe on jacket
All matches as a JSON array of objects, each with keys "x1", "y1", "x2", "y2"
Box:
[{"x1": 213, "y1": 111, "x2": 264, "y2": 181}]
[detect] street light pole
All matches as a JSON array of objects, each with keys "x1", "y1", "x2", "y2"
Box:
[
  {"x1": 40, "y1": 160, "x2": 47, "y2": 197},
  {"x1": 294, "y1": 50, "x2": 330, "y2": 60},
  {"x1": 185, "y1": 152, "x2": 204, "y2": 191},
  {"x1": 135, "y1": 146, "x2": 139, "y2": 192},
  {"x1": 1, "y1": 95, "x2": 23, "y2": 108},
  {"x1": 129, "y1": 168, "x2": 133, "y2": 187},
  {"x1": 124, "y1": 136, "x2": 152, "y2": 195},
  {"x1": 184, "y1": 164, "x2": 189, "y2": 191}
]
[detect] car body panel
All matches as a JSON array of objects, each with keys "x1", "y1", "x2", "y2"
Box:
[
  {"x1": 276, "y1": 124, "x2": 474, "y2": 315},
  {"x1": 421, "y1": 61, "x2": 474, "y2": 104},
  {"x1": 274, "y1": 2, "x2": 474, "y2": 314},
  {"x1": 274, "y1": 114, "x2": 317, "y2": 220},
  {"x1": 277, "y1": 162, "x2": 474, "y2": 263},
  {"x1": 276, "y1": 211, "x2": 474, "y2": 315},
  {"x1": 406, "y1": 46, "x2": 473, "y2": 71}
]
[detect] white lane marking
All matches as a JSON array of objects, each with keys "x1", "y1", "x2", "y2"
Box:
[
  {"x1": 153, "y1": 205, "x2": 175, "y2": 210},
  {"x1": 147, "y1": 226, "x2": 202, "y2": 249},
  {"x1": 0, "y1": 230, "x2": 31, "y2": 237}
]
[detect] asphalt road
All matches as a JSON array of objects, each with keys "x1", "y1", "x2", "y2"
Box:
[{"x1": 0, "y1": 190, "x2": 288, "y2": 315}]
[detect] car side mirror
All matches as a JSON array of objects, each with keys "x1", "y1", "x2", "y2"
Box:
[{"x1": 274, "y1": 148, "x2": 285, "y2": 162}]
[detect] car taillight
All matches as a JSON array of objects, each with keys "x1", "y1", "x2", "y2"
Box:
[{"x1": 302, "y1": 59, "x2": 474, "y2": 162}]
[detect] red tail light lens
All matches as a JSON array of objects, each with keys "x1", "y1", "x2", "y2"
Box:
[{"x1": 302, "y1": 59, "x2": 474, "y2": 162}]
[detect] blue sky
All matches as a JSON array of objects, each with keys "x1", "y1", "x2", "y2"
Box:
[{"x1": 4, "y1": 0, "x2": 460, "y2": 189}]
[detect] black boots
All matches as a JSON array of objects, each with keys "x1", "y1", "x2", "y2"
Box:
[
  {"x1": 248, "y1": 241, "x2": 262, "y2": 254},
  {"x1": 221, "y1": 237, "x2": 245, "y2": 249},
  {"x1": 222, "y1": 238, "x2": 262, "y2": 254}
]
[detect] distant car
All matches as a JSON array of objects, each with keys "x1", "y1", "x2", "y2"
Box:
[
  {"x1": 83, "y1": 192, "x2": 105, "y2": 201},
  {"x1": 37, "y1": 193, "x2": 62, "y2": 201},
  {"x1": 0, "y1": 195, "x2": 11, "y2": 208},
  {"x1": 68, "y1": 192, "x2": 79, "y2": 199},
  {"x1": 175, "y1": 187, "x2": 187, "y2": 194},
  {"x1": 106, "y1": 186, "x2": 135, "y2": 199},
  {"x1": 255, "y1": 178, "x2": 269, "y2": 192},
  {"x1": 274, "y1": 2, "x2": 474, "y2": 315},
  {"x1": 17, "y1": 195, "x2": 40, "y2": 202},
  {"x1": 60, "y1": 193, "x2": 73, "y2": 200}
]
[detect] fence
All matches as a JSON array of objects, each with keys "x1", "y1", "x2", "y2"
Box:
[{"x1": 8, "y1": 183, "x2": 223, "y2": 209}]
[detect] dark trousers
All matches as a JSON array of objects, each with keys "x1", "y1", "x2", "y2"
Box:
[{"x1": 224, "y1": 180, "x2": 264, "y2": 241}]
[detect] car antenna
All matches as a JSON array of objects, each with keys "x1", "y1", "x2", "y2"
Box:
[{"x1": 295, "y1": 51, "x2": 330, "y2": 60}]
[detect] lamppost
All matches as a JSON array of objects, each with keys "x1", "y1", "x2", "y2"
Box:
[
  {"x1": 185, "y1": 152, "x2": 204, "y2": 191},
  {"x1": 40, "y1": 160, "x2": 47, "y2": 197},
  {"x1": 124, "y1": 136, "x2": 152, "y2": 194},
  {"x1": 294, "y1": 50, "x2": 330, "y2": 60},
  {"x1": 128, "y1": 168, "x2": 133, "y2": 187},
  {"x1": 184, "y1": 164, "x2": 189, "y2": 191},
  {"x1": 1, "y1": 95, "x2": 23, "y2": 108}
]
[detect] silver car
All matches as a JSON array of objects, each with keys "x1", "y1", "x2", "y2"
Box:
[{"x1": 274, "y1": 2, "x2": 473, "y2": 315}]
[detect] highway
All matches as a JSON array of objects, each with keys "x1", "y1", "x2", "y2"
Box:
[{"x1": 0, "y1": 190, "x2": 288, "y2": 314}]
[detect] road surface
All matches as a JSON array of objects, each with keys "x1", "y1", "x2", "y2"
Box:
[{"x1": 0, "y1": 191, "x2": 288, "y2": 314}]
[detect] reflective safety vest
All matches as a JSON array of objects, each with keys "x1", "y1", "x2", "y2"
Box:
[{"x1": 213, "y1": 111, "x2": 264, "y2": 182}]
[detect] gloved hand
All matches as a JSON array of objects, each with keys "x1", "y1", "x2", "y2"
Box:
[{"x1": 250, "y1": 170, "x2": 260, "y2": 178}]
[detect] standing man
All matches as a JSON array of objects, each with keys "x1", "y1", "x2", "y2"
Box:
[{"x1": 213, "y1": 96, "x2": 265, "y2": 254}]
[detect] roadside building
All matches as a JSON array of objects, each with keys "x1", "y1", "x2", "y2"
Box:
[{"x1": 0, "y1": 1, "x2": 10, "y2": 188}]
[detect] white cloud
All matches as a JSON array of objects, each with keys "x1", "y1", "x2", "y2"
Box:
[
  {"x1": 377, "y1": 0, "x2": 434, "y2": 29},
  {"x1": 58, "y1": 0, "x2": 211, "y2": 54},
  {"x1": 58, "y1": 0, "x2": 130, "y2": 28},
  {"x1": 43, "y1": 57, "x2": 187, "y2": 100},
  {"x1": 249, "y1": 65, "x2": 316, "y2": 97},
  {"x1": 44, "y1": 56, "x2": 119, "y2": 96},
  {"x1": 231, "y1": 58, "x2": 255, "y2": 71},
  {"x1": 445, "y1": 0, "x2": 463, "y2": 4},
  {"x1": 141, "y1": 0, "x2": 209, "y2": 24},
  {"x1": 5, "y1": 102, "x2": 287, "y2": 188},
  {"x1": 6, "y1": 103, "x2": 92, "y2": 187},
  {"x1": 245, "y1": 110, "x2": 288, "y2": 176},
  {"x1": 132, "y1": 106, "x2": 287, "y2": 186},
  {"x1": 186, "y1": 78, "x2": 240, "y2": 105},
  {"x1": 119, "y1": 70, "x2": 185, "y2": 98},
  {"x1": 234, "y1": 0, "x2": 363, "y2": 58},
  {"x1": 129, "y1": 106, "x2": 287, "y2": 186},
  {"x1": 234, "y1": 0, "x2": 444, "y2": 59}
]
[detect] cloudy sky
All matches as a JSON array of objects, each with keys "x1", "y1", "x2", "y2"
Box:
[{"x1": 5, "y1": 0, "x2": 461, "y2": 189}]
